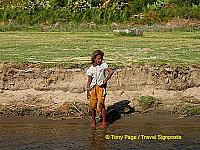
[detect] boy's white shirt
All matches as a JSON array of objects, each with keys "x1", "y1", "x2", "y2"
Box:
[{"x1": 86, "y1": 62, "x2": 108, "y2": 88}]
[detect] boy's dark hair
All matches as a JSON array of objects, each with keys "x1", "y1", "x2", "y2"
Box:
[{"x1": 91, "y1": 50, "x2": 104, "y2": 63}]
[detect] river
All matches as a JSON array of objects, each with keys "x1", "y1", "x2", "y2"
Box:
[{"x1": 0, "y1": 113, "x2": 199, "y2": 150}]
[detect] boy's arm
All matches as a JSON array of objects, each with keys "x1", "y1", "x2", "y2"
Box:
[
  {"x1": 87, "y1": 76, "x2": 92, "y2": 99},
  {"x1": 87, "y1": 76, "x2": 92, "y2": 90},
  {"x1": 103, "y1": 67, "x2": 114, "y2": 84}
]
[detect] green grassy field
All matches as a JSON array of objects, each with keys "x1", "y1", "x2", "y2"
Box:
[{"x1": 0, "y1": 31, "x2": 199, "y2": 68}]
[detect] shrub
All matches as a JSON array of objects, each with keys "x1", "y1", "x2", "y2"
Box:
[
  {"x1": 171, "y1": 0, "x2": 200, "y2": 6},
  {"x1": 143, "y1": 10, "x2": 161, "y2": 24},
  {"x1": 0, "y1": 0, "x2": 199, "y2": 27},
  {"x1": 180, "y1": 105, "x2": 200, "y2": 116},
  {"x1": 138, "y1": 95, "x2": 156, "y2": 110}
]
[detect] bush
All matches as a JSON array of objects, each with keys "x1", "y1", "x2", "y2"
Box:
[
  {"x1": 138, "y1": 95, "x2": 156, "y2": 110},
  {"x1": 143, "y1": 10, "x2": 161, "y2": 24},
  {"x1": 0, "y1": 0, "x2": 199, "y2": 28},
  {"x1": 144, "y1": 1, "x2": 200, "y2": 22},
  {"x1": 180, "y1": 105, "x2": 200, "y2": 116},
  {"x1": 171, "y1": 0, "x2": 200, "y2": 6}
]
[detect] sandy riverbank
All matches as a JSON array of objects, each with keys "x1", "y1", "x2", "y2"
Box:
[{"x1": 0, "y1": 63, "x2": 199, "y2": 118}]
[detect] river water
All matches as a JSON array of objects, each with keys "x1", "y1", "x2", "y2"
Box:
[{"x1": 0, "y1": 114, "x2": 199, "y2": 150}]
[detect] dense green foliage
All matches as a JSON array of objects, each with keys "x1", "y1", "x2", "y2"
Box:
[{"x1": 0, "y1": 0, "x2": 199, "y2": 25}]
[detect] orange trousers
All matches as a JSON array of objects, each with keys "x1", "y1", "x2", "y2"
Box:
[{"x1": 89, "y1": 85, "x2": 106, "y2": 112}]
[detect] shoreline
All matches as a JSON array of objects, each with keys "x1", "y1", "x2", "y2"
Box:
[
  {"x1": 0, "y1": 63, "x2": 200, "y2": 118},
  {"x1": 0, "y1": 112, "x2": 199, "y2": 126}
]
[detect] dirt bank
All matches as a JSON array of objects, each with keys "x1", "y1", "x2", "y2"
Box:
[{"x1": 0, "y1": 63, "x2": 200, "y2": 118}]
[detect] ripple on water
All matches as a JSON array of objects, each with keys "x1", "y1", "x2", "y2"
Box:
[{"x1": 0, "y1": 116, "x2": 199, "y2": 149}]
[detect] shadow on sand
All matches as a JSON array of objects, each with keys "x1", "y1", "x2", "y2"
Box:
[{"x1": 99, "y1": 100, "x2": 134, "y2": 125}]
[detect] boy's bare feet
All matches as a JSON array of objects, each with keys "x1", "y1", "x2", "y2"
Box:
[{"x1": 101, "y1": 122, "x2": 107, "y2": 129}]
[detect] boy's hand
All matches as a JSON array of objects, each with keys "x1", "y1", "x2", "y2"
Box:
[
  {"x1": 87, "y1": 91, "x2": 90, "y2": 100},
  {"x1": 103, "y1": 80, "x2": 107, "y2": 85}
]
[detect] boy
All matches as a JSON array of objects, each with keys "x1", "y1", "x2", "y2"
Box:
[{"x1": 86, "y1": 50, "x2": 114, "y2": 128}]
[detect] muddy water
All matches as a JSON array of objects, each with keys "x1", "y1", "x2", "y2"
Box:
[{"x1": 0, "y1": 114, "x2": 199, "y2": 150}]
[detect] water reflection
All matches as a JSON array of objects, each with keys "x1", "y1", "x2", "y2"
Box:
[
  {"x1": 87, "y1": 128, "x2": 107, "y2": 150},
  {"x1": 0, "y1": 115, "x2": 199, "y2": 149}
]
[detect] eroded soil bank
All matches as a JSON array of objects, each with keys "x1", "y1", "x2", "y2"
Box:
[{"x1": 0, "y1": 63, "x2": 199, "y2": 118}]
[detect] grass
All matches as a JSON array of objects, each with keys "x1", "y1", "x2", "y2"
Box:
[
  {"x1": 138, "y1": 96, "x2": 156, "y2": 110},
  {"x1": 0, "y1": 31, "x2": 200, "y2": 68},
  {"x1": 114, "y1": 31, "x2": 143, "y2": 37},
  {"x1": 180, "y1": 104, "x2": 200, "y2": 117}
]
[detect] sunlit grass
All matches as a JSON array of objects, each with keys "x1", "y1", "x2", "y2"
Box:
[{"x1": 0, "y1": 31, "x2": 199, "y2": 68}]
